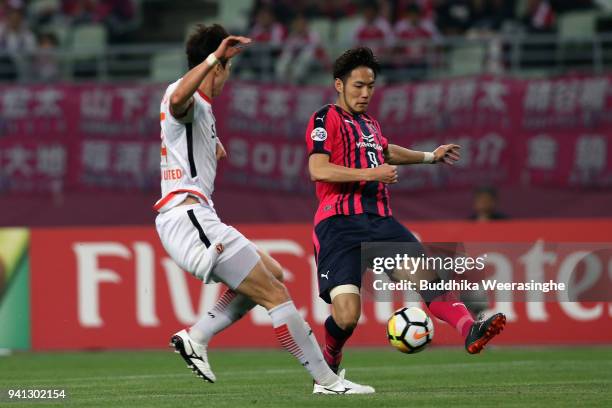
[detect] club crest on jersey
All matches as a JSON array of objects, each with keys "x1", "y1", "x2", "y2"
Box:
[
  {"x1": 361, "y1": 131, "x2": 375, "y2": 143},
  {"x1": 311, "y1": 127, "x2": 327, "y2": 141}
]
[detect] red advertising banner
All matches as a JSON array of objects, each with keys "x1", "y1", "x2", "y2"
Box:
[
  {"x1": 30, "y1": 219, "x2": 612, "y2": 351},
  {"x1": 2, "y1": 76, "x2": 612, "y2": 194}
]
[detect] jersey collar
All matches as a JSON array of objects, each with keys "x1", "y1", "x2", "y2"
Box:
[{"x1": 197, "y1": 89, "x2": 213, "y2": 105}]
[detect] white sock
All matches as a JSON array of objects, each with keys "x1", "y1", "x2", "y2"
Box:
[
  {"x1": 189, "y1": 289, "x2": 256, "y2": 345},
  {"x1": 269, "y1": 301, "x2": 338, "y2": 386}
]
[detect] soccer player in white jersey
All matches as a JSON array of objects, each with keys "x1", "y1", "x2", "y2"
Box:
[{"x1": 154, "y1": 24, "x2": 374, "y2": 395}]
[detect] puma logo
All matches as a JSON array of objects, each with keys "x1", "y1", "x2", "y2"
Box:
[
  {"x1": 320, "y1": 271, "x2": 330, "y2": 280},
  {"x1": 316, "y1": 115, "x2": 325, "y2": 122}
]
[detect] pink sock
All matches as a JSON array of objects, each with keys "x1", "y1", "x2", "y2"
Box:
[
  {"x1": 427, "y1": 293, "x2": 474, "y2": 338},
  {"x1": 323, "y1": 316, "x2": 352, "y2": 370}
]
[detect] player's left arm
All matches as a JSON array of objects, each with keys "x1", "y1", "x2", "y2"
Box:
[{"x1": 383, "y1": 143, "x2": 461, "y2": 166}]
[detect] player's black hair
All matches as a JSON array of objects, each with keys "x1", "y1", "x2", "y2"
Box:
[
  {"x1": 333, "y1": 47, "x2": 381, "y2": 83},
  {"x1": 186, "y1": 24, "x2": 229, "y2": 69}
]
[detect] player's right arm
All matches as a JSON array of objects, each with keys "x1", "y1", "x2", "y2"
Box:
[
  {"x1": 169, "y1": 35, "x2": 251, "y2": 117},
  {"x1": 309, "y1": 154, "x2": 398, "y2": 184}
]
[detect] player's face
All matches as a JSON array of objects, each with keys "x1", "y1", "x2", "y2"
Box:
[
  {"x1": 212, "y1": 61, "x2": 232, "y2": 97},
  {"x1": 338, "y1": 67, "x2": 376, "y2": 114}
]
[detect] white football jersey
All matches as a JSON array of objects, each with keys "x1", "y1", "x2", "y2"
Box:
[{"x1": 154, "y1": 79, "x2": 219, "y2": 212}]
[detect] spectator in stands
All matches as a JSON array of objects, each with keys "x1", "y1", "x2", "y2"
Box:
[
  {"x1": 245, "y1": 5, "x2": 286, "y2": 79},
  {"x1": 315, "y1": 0, "x2": 358, "y2": 20},
  {"x1": 276, "y1": 14, "x2": 327, "y2": 83},
  {"x1": 469, "y1": 186, "x2": 508, "y2": 221},
  {"x1": 63, "y1": 0, "x2": 136, "y2": 41},
  {"x1": 0, "y1": 0, "x2": 35, "y2": 80},
  {"x1": 0, "y1": 0, "x2": 36, "y2": 53},
  {"x1": 30, "y1": 0, "x2": 66, "y2": 29},
  {"x1": 352, "y1": 0, "x2": 394, "y2": 64},
  {"x1": 34, "y1": 32, "x2": 60, "y2": 81},
  {"x1": 392, "y1": 3, "x2": 440, "y2": 79},
  {"x1": 250, "y1": 0, "x2": 319, "y2": 25},
  {"x1": 524, "y1": 0, "x2": 556, "y2": 33},
  {"x1": 250, "y1": 5, "x2": 286, "y2": 45},
  {"x1": 435, "y1": 0, "x2": 473, "y2": 35},
  {"x1": 63, "y1": 0, "x2": 107, "y2": 25},
  {"x1": 391, "y1": 0, "x2": 435, "y2": 24}
]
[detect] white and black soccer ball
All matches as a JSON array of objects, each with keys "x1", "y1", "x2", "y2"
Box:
[{"x1": 387, "y1": 306, "x2": 434, "y2": 354}]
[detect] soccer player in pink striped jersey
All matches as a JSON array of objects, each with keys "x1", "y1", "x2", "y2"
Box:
[{"x1": 306, "y1": 47, "x2": 506, "y2": 375}]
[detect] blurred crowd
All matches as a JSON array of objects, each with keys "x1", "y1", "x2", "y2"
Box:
[
  {"x1": 0, "y1": 0, "x2": 137, "y2": 80},
  {"x1": 241, "y1": 0, "x2": 603, "y2": 81},
  {"x1": 0, "y1": 0, "x2": 607, "y2": 82}
]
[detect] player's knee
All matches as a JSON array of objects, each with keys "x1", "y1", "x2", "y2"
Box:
[{"x1": 334, "y1": 308, "x2": 360, "y2": 332}]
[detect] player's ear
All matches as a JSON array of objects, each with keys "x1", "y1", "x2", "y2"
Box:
[{"x1": 334, "y1": 78, "x2": 343, "y2": 94}]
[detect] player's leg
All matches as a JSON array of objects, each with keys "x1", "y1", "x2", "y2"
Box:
[
  {"x1": 314, "y1": 215, "x2": 367, "y2": 373},
  {"x1": 162, "y1": 206, "x2": 372, "y2": 393},
  {"x1": 188, "y1": 249, "x2": 283, "y2": 346},
  {"x1": 234, "y1": 256, "x2": 373, "y2": 393},
  {"x1": 325, "y1": 289, "x2": 361, "y2": 373},
  {"x1": 372, "y1": 215, "x2": 505, "y2": 353},
  {"x1": 160, "y1": 206, "x2": 284, "y2": 383}
]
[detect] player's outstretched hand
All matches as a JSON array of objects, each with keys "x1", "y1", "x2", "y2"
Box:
[
  {"x1": 371, "y1": 163, "x2": 398, "y2": 184},
  {"x1": 433, "y1": 144, "x2": 461, "y2": 165},
  {"x1": 213, "y1": 35, "x2": 252, "y2": 61}
]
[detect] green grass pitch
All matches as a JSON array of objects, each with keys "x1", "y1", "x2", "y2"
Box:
[{"x1": 1, "y1": 347, "x2": 611, "y2": 407}]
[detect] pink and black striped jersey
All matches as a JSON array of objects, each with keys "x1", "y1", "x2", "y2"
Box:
[{"x1": 305, "y1": 104, "x2": 392, "y2": 226}]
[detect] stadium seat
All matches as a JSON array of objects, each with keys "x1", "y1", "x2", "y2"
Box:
[
  {"x1": 218, "y1": 0, "x2": 254, "y2": 31},
  {"x1": 151, "y1": 49, "x2": 187, "y2": 82},
  {"x1": 595, "y1": 0, "x2": 612, "y2": 12},
  {"x1": 559, "y1": 11, "x2": 598, "y2": 41},
  {"x1": 334, "y1": 16, "x2": 363, "y2": 55},
  {"x1": 67, "y1": 24, "x2": 108, "y2": 78},
  {"x1": 557, "y1": 11, "x2": 599, "y2": 70},
  {"x1": 310, "y1": 18, "x2": 333, "y2": 55},
  {"x1": 514, "y1": 0, "x2": 529, "y2": 17},
  {"x1": 448, "y1": 44, "x2": 485, "y2": 77},
  {"x1": 30, "y1": 0, "x2": 60, "y2": 17},
  {"x1": 69, "y1": 24, "x2": 108, "y2": 59}
]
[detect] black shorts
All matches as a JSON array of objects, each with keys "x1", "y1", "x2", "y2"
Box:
[{"x1": 313, "y1": 213, "x2": 421, "y2": 304}]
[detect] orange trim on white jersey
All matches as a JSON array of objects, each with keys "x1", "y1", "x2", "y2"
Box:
[
  {"x1": 153, "y1": 189, "x2": 209, "y2": 212},
  {"x1": 197, "y1": 89, "x2": 213, "y2": 105}
]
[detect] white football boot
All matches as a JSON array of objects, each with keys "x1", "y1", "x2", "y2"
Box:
[
  {"x1": 169, "y1": 329, "x2": 216, "y2": 383},
  {"x1": 313, "y1": 369, "x2": 375, "y2": 394}
]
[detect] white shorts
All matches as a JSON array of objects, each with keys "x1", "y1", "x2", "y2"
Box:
[{"x1": 155, "y1": 203, "x2": 260, "y2": 289}]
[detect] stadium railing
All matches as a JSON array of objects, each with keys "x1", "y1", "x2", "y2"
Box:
[{"x1": 3, "y1": 33, "x2": 612, "y2": 84}]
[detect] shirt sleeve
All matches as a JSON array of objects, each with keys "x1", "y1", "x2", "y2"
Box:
[
  {"x1": 163, "y1": 81, "x2": 194, "y2": 124},
  {"x1": 305, "y1": 105, "x2": 338, "y2": 156}
]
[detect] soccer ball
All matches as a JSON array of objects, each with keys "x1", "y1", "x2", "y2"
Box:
[{"x1": 387, "y1": 306, "x2": 434, "y2": 353}]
